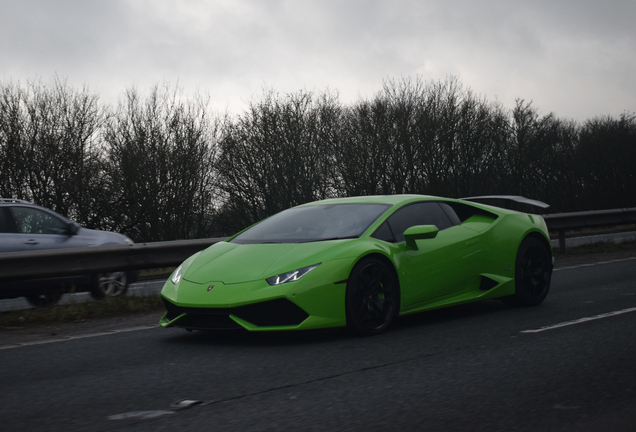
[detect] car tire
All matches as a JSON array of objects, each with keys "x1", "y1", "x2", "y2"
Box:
[
  {"x1": 502, "y1": 237, "x2": 552, "y2": 307},
  {"x1": 25, "y1": 290, "x2": 63, "y2": 307},
  {"x1": 90, "y1": 271, "x2": 128, "y2": 299},
  {"x1": 346, "y1": 257, "x2": 399, "y2": 336}
]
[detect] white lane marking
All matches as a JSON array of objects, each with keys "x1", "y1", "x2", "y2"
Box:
[
  {"x1": 108, "y1": 400, "x2": 204, "y2": 421},
  {"x1": 554, "y1": 256, "x2": 636, "y2": 271},
  {"x1": 0, "y1": 325, "x2": 156, "y2": 350},
  {"x1": 108, "y1": 410, "x2": 175, "y2": 420},
  {"x1": 521, "y1": 307, "x2": 636, "y2": 333}
]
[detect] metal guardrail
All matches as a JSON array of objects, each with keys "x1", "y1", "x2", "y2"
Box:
[
  {"x1": 544, "y1": 207, "x2": 636, "y2": 253},
  {"x1": 0, "y1": 237, "x2": 227, "y2": 283},
  {"x1": 1, "y1": 207, "x2": 635, "y2": 283}
]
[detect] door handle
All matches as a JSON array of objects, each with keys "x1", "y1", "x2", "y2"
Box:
[{"x1": 24, "y1": 239, "x2": 39, "y2": 245}]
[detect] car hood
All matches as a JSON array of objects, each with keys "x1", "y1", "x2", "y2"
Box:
[
  {"x1": 183, "y1": 240, "x2": 348, "y2": 284},
  {"x1": 76, "y1": 227, "x2": 132, "y2": 245}
]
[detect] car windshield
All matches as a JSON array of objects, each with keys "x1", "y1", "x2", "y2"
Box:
[{"x1": 231, "y1": 203, "x2": 391, "y2": 244}]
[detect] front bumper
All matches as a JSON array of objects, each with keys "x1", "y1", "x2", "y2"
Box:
[
  {"x1": 160, "y1": 297, "x2": 311, "y2": 330},
  {"x1": 159, "y1": 259, "x2": 350, "y2": 331}
]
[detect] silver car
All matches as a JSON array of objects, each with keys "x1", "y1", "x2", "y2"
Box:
[{"x1": 0, "y1": 199, "x2": 136, "y2": 306}]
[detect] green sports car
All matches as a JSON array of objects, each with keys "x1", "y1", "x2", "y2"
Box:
[{"x1": 160, "y1": 195, "x2": 553, "y2": 335}]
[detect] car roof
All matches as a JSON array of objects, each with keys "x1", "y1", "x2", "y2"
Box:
[
  {"x1": 300, "y1": 194, "x2": 453, "y2": 207},
  {"x1": 0, "y1": 198, "x2": 33, "y2": 205}
]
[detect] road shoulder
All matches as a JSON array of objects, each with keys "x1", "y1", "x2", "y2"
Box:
[{"x1": 0, "y1": 311, "x2": 162, "y2": 347}]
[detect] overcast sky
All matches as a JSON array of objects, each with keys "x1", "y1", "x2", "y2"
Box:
[{"x1": 1, "y1": 0, "x2": 635, "y2": 121}]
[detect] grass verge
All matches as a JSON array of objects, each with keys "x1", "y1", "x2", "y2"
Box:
[
  {"x1": 138, "y1": 267, "x2": 175, "y2": 279},
  {"x1": 0, "y1": 295, "x2": 164, "y2": 329}
]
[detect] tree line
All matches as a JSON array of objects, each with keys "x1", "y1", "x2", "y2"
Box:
[{"x1": 1, "y1": 76, "x2": 634, "y2": 241}]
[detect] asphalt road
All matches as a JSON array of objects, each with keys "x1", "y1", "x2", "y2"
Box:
[{"x1": 1, "y1": 257, "x2": 635, "y2": 431}]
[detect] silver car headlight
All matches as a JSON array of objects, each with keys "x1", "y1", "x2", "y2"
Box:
[
  {"x1": 171, "y1": 265, "x2": 183, "y2": 285},
  {"x1": 266, "y1": 264, "x2": 320, "y2": 286}
]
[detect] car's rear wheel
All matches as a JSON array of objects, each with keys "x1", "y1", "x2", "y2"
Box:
[
  {"x1": 346, "y1": 257, "x2": 399, "y2": 336},
  {"x1": 502, "y1": 237, "x2": 552, "y2": 307},
  {"x1": 90, "y1": 272, "x2": 128, "y2": 299},
  {"x1": 25, "y1": 290, "x2": 63, "y2": 307}
]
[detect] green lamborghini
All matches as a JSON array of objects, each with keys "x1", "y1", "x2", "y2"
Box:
[{"x1": 160, "y1": 195, "x2": 553, "y2": 335}]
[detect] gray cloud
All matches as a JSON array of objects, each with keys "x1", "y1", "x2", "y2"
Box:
[{"x1": 1, "y1": 0, "x2": 634, "y2": 119}]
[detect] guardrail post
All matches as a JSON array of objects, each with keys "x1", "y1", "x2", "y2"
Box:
[{"x1": 558, "y1": 230, "x2": 566, "y2": 254}]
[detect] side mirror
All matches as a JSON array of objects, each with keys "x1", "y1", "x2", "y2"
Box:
[
  {"x1": 404, "y1": 225, "x2": 438, "y2": 250},
  {"x1": 67, "y1": 222, "x2": 80, "y2": 236}
]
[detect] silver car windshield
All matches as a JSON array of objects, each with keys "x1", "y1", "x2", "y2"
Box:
[{"x1": 231, "y1": 204, "x2": 391, "y2": 244}]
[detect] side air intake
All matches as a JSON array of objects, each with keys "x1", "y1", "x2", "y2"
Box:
[{"x1": 479, "y1": 276, "x2": 499, "y2": 291}]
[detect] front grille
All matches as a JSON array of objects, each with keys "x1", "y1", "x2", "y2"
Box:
[
  {"x1": 163, "y1": 298, "x2": 242, "y2": 329},
  {"x1": 233, "y1": 298, "x2": 309, "y2": 327},
  {"x1": 162, "y1": 297, "x2": 309, "y2": 329},
  {"x1": 174, "y1": 313, "x2": 241, "y2": 330}
]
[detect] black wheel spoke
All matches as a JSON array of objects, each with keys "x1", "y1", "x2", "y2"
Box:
[
  {"x1": 526, "y1": 248, "x2": 547, "y2": 297},
  {"x1": 348, "y1": 260, "x2": 398, "y2": 333},
  {"x1": 372, "y1": 297, "x2": 385, "y2": 313},
  {"x1": 515, "y1": 238, "x2": 552, "y2": 306}
]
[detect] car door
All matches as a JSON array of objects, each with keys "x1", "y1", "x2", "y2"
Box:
[
  {"x1": 0, "y1": 207, "x2": 24, "y2": 253},
  {"x1": 5, "y1": 206, "x2": 81, "y2": 251},
  {"x1": 382, "y1": 202, "x2": 482, "y2": 307}
]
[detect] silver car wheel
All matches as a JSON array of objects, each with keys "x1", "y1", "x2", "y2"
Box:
[{"x1": 91, "y1": 272, "x2": 128, "y2": 299}]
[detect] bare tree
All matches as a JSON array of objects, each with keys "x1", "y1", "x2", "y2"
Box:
[
  {"x1": 0, "y1": 76, "x2": 107, "y2": 226},
  {"x1": 102, "y1": 84, "x2": 219, "y2": 241},
  {"x1": 4, "y1": 73, "x2": 636, "y2": 235},
  {"x1": 336, "y1": 76, "x2": 509, "y2": 198},
  {"x1": 575, "y1": 113, "x2": 636, "y2": 210},
  {"x1": 216, "y1": 88, "x2": 341, "y2": 232},
  {"x1": 0, "y1": 80, "x2": 26, "y2": 199}
]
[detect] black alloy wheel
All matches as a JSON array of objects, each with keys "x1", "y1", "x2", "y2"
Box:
[
  {"x1": 346, "y1": 257, "x2": 399, "y2": 335},
  {"x1": 502, "y1": 237, "x2": 552, "y2": 307}
]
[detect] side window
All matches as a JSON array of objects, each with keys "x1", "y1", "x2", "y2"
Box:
[
  {"x1": 9, "y1": 207, "x2": 68, "y2": 234},
  {"x1": 371, "y1": 221, "x2": 395, "y2": 242},
  {"x1": 0, "y1": 208, "x2": 14, "y2": 233},
  {"x1": 439, "y1": 202, "x2": 461, "y2": 226},
  {"x1": 385, "y1": 202, "x2": 453, "y2": 243},
  {"x1": 445, "y1": 201, "x2": 498, "y2": 223}
]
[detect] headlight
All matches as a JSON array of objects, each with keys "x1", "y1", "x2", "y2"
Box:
[
  {"x1": 266, "y1": 264, "x2": 320, "y2": 286},
  {"x1": 171, "y1": 265, "x2": 183, "y2": 285}
]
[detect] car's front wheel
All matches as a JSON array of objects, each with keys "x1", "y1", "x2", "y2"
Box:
[
  {"x1": 90, "y1": 272, "x2": 128, "y2": 299},
  {"x1": 346, "y1": 257, "x2": 399, "y2": 336},
  {"x1": 502, "y1": 237, "x2": 552, "y2": 307}
]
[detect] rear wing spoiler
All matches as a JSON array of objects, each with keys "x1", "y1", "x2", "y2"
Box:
[{"x1": 461, "y1": 195, "x2": 550, "y2": 210}]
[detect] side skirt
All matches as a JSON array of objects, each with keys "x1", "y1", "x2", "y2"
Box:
[{"x1": 399, "y1": 275, "x2": 515, "y2": 316}]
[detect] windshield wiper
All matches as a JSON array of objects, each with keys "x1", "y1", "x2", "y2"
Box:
[{"x1": 300, "y1": 236, "x2": 358, "y2": 243}]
